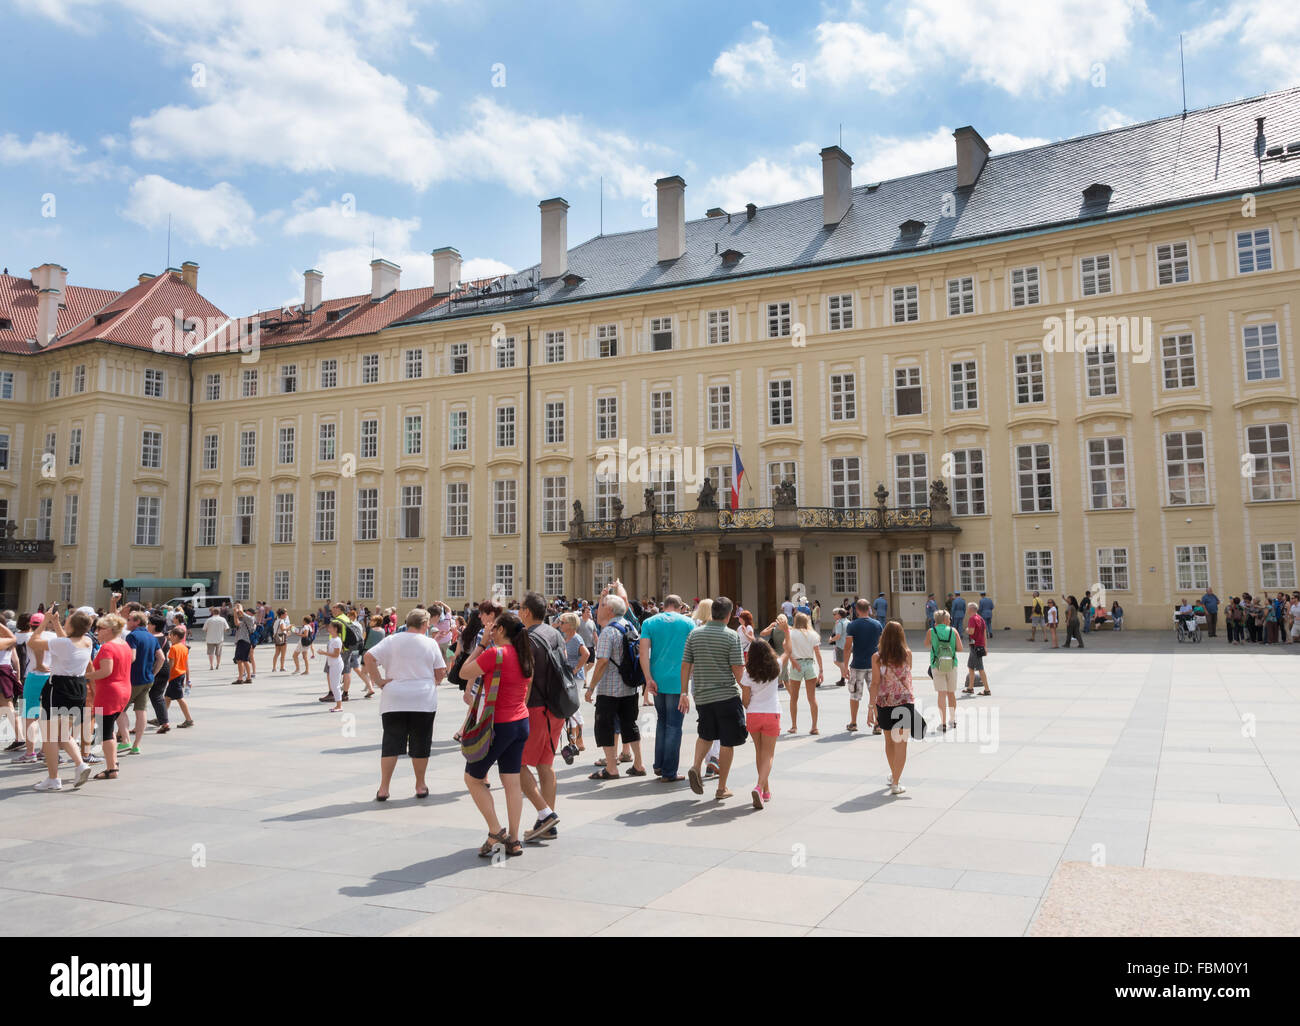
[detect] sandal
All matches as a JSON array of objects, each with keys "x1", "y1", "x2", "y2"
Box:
[
  {"x1": 503, "y1": 838, "x2": 523, "y2": 857},
  {"x1": 981, "y1": 690, "x2": 992, "y2": 696},
  {"x1": 846, "y1": 723, "x2": 858, "y2": 731},
  {"x1": 375, "y1": 790, "x2": 389, "y2": 802},
  {"x1": 414, "y1": 788, "x2": 429, "y2": 799},
  {"x1": 809, "y1": 728, "x2": 820, "y2": 735},
  {"x1": 477, "y1": 830, "x2": 507, "y2": 857},
  {"x1": 618, "y1": 753, "x2": 634, "y2": 763},
  {"x1": 93, "y1": 769, "x2": 119, "y2": 780},
  {"x1": 625, "y1": 766, "x2": 647, "y2": 777},
  {"x1": 589, "y1": 769, "x2": 619, "y2": 780}
]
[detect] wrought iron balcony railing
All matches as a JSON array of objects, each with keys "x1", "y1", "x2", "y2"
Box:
[{"x1": 567, "y1": 504, "x2": 940, "y2": 542}]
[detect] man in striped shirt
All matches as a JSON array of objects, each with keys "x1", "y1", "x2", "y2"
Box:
[{"x1": 680, "y1": 596, "x2": 745, "y2": 800}]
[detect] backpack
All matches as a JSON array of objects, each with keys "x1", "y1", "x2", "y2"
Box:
[
  {"x1": 531, "y1": 634, "x2": 580, "y2": 720},
  {"x1": 930, "y1": 625, "x2": 956, "y2": 672},
  {"x1": 609, "y1": 621, "x2": 646, "y2": 691},
  {"x1": 342, "y1": 619, "x2": 365, "y2": 651}
]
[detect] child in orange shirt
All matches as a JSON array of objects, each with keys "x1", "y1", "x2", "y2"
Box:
[{"x1": 165, "y1": 626, "x2": 194, "y2": 728}]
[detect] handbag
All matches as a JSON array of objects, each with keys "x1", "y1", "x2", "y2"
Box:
[{"x1": 459, "y1": 649, "x2": 502, "y2": 762}]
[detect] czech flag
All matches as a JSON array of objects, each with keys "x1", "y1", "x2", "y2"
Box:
[{"x1": 731, "y1": 445, "x2": 745, "y2": 511}]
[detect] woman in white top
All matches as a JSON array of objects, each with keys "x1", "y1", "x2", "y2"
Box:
[
  {"x1": 271, "y1": 609, "x2": 292, "y2": 672},
  {"x1": 741, "y1": 637, "x2": 783, "y2": 808},
  {"x1": 316, "y1": 621, "x2": 344, "y2": 712},
  {"x1": 783, "y1": 611, "x2": 824, "y2": 735},
  {"x1": 28, "y1": 607, "x2": 95, "y2": 790},
  {"x1": 363, "y1": 608, "x2": 448, "y2": 801}
]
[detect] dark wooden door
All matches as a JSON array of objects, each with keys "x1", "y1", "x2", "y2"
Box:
[{"x1": 718, "y1": 557, "x2": 739, "y2": 606}]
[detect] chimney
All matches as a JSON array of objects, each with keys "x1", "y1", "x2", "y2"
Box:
[
  {"x1": 953, "y1": 126, "x2": 990, "y2": 188},
  {"x1": 538, "y1": 199, "x2": 569, "y2": 279},
  {"x1": 370, "y1": 258, "x2": 400, "y2": 301},
  {"x1": 181, "y1": 261, "x2": 199, "y2": 290},
  {"x1": 138, "y1": 272, "x2": 156, "y2": 285},
  {"x1": 30, "y1": 262, "x2": 64, "y2": 347},
  {"x1": 432, "y1": 247, "x2": 462, "y2": 294},
  {"x1": 655, "y1": 176, "x2": 686, "y2": 262},
  {"x1": 303, "y1": 268, "x2": 323, "y2": 312},
  {"x1": 820, "y1": 145, "x2": 853, "y2": 226}
]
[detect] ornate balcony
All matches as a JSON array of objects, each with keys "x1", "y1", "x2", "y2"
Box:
[{"x1": 0, "y1": 522, "x2": 55, "y2": 563}]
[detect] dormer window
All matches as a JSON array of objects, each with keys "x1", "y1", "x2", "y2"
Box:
[
  {"x1": 720, "y1": 248, "x2": 743, "y2": 266},
  {"x1": 1082, "y1": 183, "x2": 1112, "y2": 206},
  {"x1": 899, "y1": 218, "x2": 925, "y2": 236}
]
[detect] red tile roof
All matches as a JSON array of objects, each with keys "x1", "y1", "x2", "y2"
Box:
[
  {"x1": 51, "y1": 271, "x2": 229, "y2": 354},
  {"x1": 0, "y1": 273, "x2": 120, "y2": 354},
  {"x1": 234, "y1": 285, "x2": 453, "y2": 351}
]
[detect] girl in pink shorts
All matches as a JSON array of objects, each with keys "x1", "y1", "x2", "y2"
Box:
[{"x1": 742, "y1": 638, "x2": 783, "y2": 810}]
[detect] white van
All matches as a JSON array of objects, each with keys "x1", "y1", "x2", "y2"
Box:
[{"x1": 164, "y1": 595, "x2": 234, "y2": 629}]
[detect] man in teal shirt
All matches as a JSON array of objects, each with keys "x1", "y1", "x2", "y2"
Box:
[{"x1": 641, "y1": 595, "x2": 695, "y2": 782}]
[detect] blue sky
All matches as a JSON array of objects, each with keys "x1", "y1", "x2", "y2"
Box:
[{"x1": 1, "y1": 0, "x2": 1295, "y2": 314}]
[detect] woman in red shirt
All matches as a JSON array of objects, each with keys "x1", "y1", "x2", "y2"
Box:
[
  {"x1": 85, "y1": 614, "x2": 134, "y2": 780},
  {"x1": 459, "y1": 611, "x2": 534, "y2": 859}
]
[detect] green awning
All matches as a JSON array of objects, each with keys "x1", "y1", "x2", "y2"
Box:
[{"x1": 103, "y1": 578, "x2": 211, "y2": 590}]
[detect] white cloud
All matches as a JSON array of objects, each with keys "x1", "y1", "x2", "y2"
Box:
[
  {"x1": 300, "y1": 247, "x2": 513, "y2": 300},
  {"x1": 1186, "y1": 0, "x2": 1300, "y2": 80},
  {"x1": 416, "y1": 85, "x2": 439, "y2": 106},
  {"x1": 712, "y1": 21, "x2": 786, "y2": 91},
  {"x1": 702, "y1": 155, "x2": 821, "y2": 210},
  {"x1": 1091, "y1": 106, "x2": 1135, "y2": 131},
  {"x1": 0, "y1": 130, "x2": 117, "y2": 180},
  {"x1": 122, "y1": 174, "x2": 257, "y2": 248},
  {"x1": 813, "y1": 21, "x2": 913, "y2": 93},
  {"x1": 410, "y1": 35, "x2": 437, "y2": 57},
  {"x1": 283, "y1": 197, "x2": 420, "y2": 253}
]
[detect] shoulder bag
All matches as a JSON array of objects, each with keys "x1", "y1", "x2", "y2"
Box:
[{"x1": 460, "y1": 649, "x2": 502, "y2": 762}]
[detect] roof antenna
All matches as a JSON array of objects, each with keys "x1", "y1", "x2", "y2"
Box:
[
  {"x1": 600, "y1": 175, "x2": 604, "y2": 237},
  {"x1": 839, "y1": 122, "x2": 842, "y2": 148},
  {"x1": 1179, "y1": 33, "x2": 1187, "y2": 115},
  {"x1": 166, "y1": 213, "x2": 172, "y2": 268}
]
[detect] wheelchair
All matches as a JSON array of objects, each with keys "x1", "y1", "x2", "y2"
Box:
[{"x1": 1174, "y1": 614, "x2": 1201, "y2": 643}]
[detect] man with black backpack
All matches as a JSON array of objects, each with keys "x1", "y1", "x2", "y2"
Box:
[
  {"x1": 519, "y1": 593, "x2": 573, "y2": 842},
  {"x1": 328, "y1": 602, "x2": 365, "y2": 701},
  {"x1": 584, "y1": 593, "x2": 647, "y2": 783}
]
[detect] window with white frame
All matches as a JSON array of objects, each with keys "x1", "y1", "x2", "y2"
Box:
[
  {"x1": 356, "y1": 568, "x2": 375, "y2": 601},
  {"x1": 707, "y1": 310, "x2": 730, "y2": 345},
  {"x1": 357, "y1": 487, "x2": 379, "y2": 541},
  {"x1": 318, "y1": 422, "x2": 336, "y2": 462},
  {"x1": 1087, "y1": 436, "x2": 1128, "y2": 509},
  {"x1": 542, "y1": 476, "x2": 567, "y2": 532},
  {"x1": 494, "y1": 564, "x2": 515, "y2": 599},
  {"x1": 544, "y1": 400, "x2": 565, "y2": 444},
  {"x1": 274, "y1": 493, "x2": 295, "y2": 543},
  {"x1": 1024, "y1": 549, "x2": 1054, "y2": 592},
  {"x1": 1010, "y1": 266, "x2": 1040, "y2": 306},
  {"x1": 768, "y1": 378, "x2": 793, "y2": 426},
  {"x1": 401, "y1": 484, "x2": 422, "y2": 538},
  {"x1": 832, "y1": 555, "x2": 858, "y2": 594},
  {"x1": 1016, "y1": 443, "x2": 1054, "y2": 512},
  {"x1": 314, "y1": 569, "x2": 332, "y2": 601},
  {"x1": 650, "y1": 390, "x2": 673, "y2": 435},
  {"x1": 233, "y1": 571, "x2": 250, "y2": 602},
  {"x1": 950, "y1": 360, "x2": 978, "y2": 411},
  {"x1": 277, "y1": 425, "x2": 295, "y2": 464},
  {"x1": 1165, "y1": 431, "x2": 1208, "y2": 505},
  {"x1": 596, "y1": 323, "x2": 618, "y2": 358},
  {"x1": 1246, "y1": 424, "x2": 1293, "y2": 501},
  {"x1": 1155, "y1": 241, "x2": 1190, "y2": 286},
  {"x1": 0, "y1": 371, "x2": 13, "y2": 399},
  {"x1": 144, "y1": 368, "x2": 164, "y2": 398},
  {"x1": 1161, "y1": 333, "x2": 1197, "y2": 389},
  {"x1": 1085, "y1": 343, "x2": 1119, "y2": 397},
  {"x1": 445, "y1": 482, "x2": 468, "y2": 536},
  {"x1": 829, "y1": 373, "x2": 856, "y2": 421},
  {"x1": 544, "y1": 330, "x2": 566, "y2": 364},
  {"x1": 1260, "y1": 542, "x2": 1297, "y2": 589},
  {"x1": 1014, "y1": 352, "x2": 1045, "y2": 404},
  {"x1": 43, "y1": 430, "x2": 55, "y2": 458},
  {"x1": 596, "y1": 396, "x2": 618, "y2": 440},
  {"x1": 1097, "y1": 547, "x2": 1129, "y2": 591},
  {"x1": 828, "y1": 294, "x2": 854, "y2": 330},
  {"x1": 892, "y1": 285, "x2": 919, "y2": 323},
  {"x1": 234, "y1": 495, "x2": 255, "y2": 545},
  {"x1": 947, "y1": 276, "x2": 975, "y2": 316},
  {"x1": 957, "y1": 552, "x2": 986, "y2": 593},
  {"x1": 898, "y1": 552, "x2": 926, "y2": 591},
  {"x1": 449, "y1": 342, "x2": 469, "y2": 374},
  {"x1": 72, "y1": 365, "x2": 86, "y2": 394},
  {"x1": 404, "y1": 349, "x2": 424, "y2": 379},
  {"x1": 56, "y1": 572, "x2": 71, "y2": 605},
  {"x1": 240, "y1": 368, "x2": 258, "y2": 398},
  {"x1": 649, "y1": 317, "x2": 673, "y2": 352},
  {"x1": 543, "y1": 562, "x2": 564, "y2": 598},
  {"x1": 707, "y1": 464, "x2": 734, "y2": 503},
  {"x1": 1080, "y1": 254, "x2": 1112, "y2": 296},
  {"x1": 273, "y1": 570, "x2": 290, "y2": 602},
  {"x1": 314, "y1": 490, "x2": 336, "y2": 542},
  {"x1": 951, "y1": 448, "x2": 986, "y2": 515},
  {"x1": 1174, "y1": 545, "x2": 1209, "y2": 591},
  {"x1": 48, "y1": 370, "x2": 61, "y2": 399},
  {"x1": 592, "y1": 559, "x2": 614, "y2": 594},
  {"x1": 0, "y1": 433, "x2": 8, "y2": 471},
  {"x1": 493, "y1": 479, "x2": 517, "y2": 534},
  {"x1": 894, "y1": 367, "x2": 923, "y2": 416},
  {"x1": 140, "y1": 429, "x2": 162, "y2": 470},
  {"x1": 594, "y1": 474, "x2": 620, "y2": 521},
  {"x1": 1243, "y1": 323, "x2": 1281, "y2": 381},
  {"x1": 360, "y1": 419, "x2": 378, "y2": 459},
  {"x1": 62, "y1": 493, "x2": 78, "y2": 545},
  {"x1": 766, "y1": 461, "x2": 797, "y2": 504},
  {"x1": 829, "y1": 456, "x2": 861, "y2": 508},
  {"x1": 495, "y1": 406, "x2": 515, "y2": 447},
  {"x1": 239, "y1": 429, "x2": 256, "y2": 469},
  {"x1": 36, "y1": 497, "x2": 52, "y2": 540},
  {"x1": 280, "y1": 364, "x2": 297, "y2": 393},
  {"x1": 319, "y1": 358, "x2": 338, "y2": 388},
  {"x1": 708, "y1": 384, "x2": 732, "y2": 430},
  {"x1": 448, "y1": 409, "x2": 468, "y2": 452},
  {"x1": 401, "y1": 566, "x2": 420, "y2": 600},
  {"x1": 495, "y1": 336, "x2": 516, "y2": 369},
  {"x1": 766, "y1": 302, "x2": 791, "y2": 338},
  {"x1": 67, "y1": 427, "x2": 82, "y2": 467},
  {"x1": 894, "y1": 452, "x2": 928, "y2": 508},
  {"x1": 361, "y1": 353, "x2": 379, "y2": 384},
  {"x1": 404, "y1": 414, "x2": 423, "y2": 456},
  {"x1": 1236, "y1": 228, "x2": 1272, "y2": 274},
  {"x1": 204, "y1": 373, "x2": 221, "y2": 401},
  {"x1": 446, "y1": 565, "x2": 466, "y2": 599},
  {"x1": 135, "y1": 496, "x2": 160, "y2": 546},
  {"x1": 648, "y1": 468, "x2": 677, "y2": 513}
]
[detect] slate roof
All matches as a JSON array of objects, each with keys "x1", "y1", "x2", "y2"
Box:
[{"x1": 401, "y1": 86, "x2": 1300, "y2": 327}]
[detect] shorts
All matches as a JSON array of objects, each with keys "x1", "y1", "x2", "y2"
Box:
[
  {"x1": 1031, "y1": 615, "x2": 1044, "y2": 626},
  {"x1": 522, "y1": 705, "x2": 564, "y2": 767},
  {"x1": 234, "y1": 640, "x2": 251, "y2": 662},
  {"x1": 877, "y1": 703, "x2": 925, "y2": 739},
  {"x1": 465, "y1": 716, "x2": 529, "y2": 779},
  {"x1": 696, "y1": 695, "x2": 748, "y2": 748},
  {"x1": 746, "y1": 711, "x2": 780, "y2": 738},
  {"x1": 790, "y1": 656, "x2": 818, "y2": 681},
  {"x1": 967, "y1": 645, "x2": 986, "y2": 671},
  {"x1": 130, "y1": 682, "x2": 152, "y2": 711},
  {"x1": 931, "y1": 666, "x2": 959, "y2": 692},
  {"x1": 165, "y1": 675, "x2": 186, "y2": 701},
  {"x1": 207, "y1": 642, "x2": 222, "y2": 657},
  {"x1": 847, "y1": 666, "x2": 869, "y2": 701},
  {"x1": 594, "y1": 693, "x2": 641, "y2": 748},
  {"x1": 381, "y1": 710, "x2": 436, "y2": 759},
  {"x1": 22, "y1": 672, "x2": 48, "y2": 719},
  {"x1": 43, "y1": 675, "x2": 86, "y2": 728},
  {"x1": 344, "y1": 649, "x2": 361, "y2": 671}
]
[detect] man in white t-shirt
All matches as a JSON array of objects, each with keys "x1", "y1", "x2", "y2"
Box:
[{"x1": 203, "y1": 609, "x2": 229, "y2": 670}]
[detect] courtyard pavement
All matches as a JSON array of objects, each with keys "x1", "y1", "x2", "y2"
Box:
[{"x1": 2, "y1": 628, "x2": 1298, "y2": 936}]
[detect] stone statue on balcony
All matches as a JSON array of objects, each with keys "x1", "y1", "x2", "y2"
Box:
[
  {"x1": 610, "y1": 496, "x2": 624, "y2": 520},
  {"x1": 643, "y1": 487, "x2": 657, "y2": 513},
  {"x1": 874, "y1": 482, "x2": 890, "y2": 507},
  {"x1": 571, "y1": 500, "x2": 584, "y2": 529},
  {"x1": 773, "y1": 478, "x2": 797, "y2": 508},
  {"x1": 696, "y1": 477, "x2": 718, "y2": 510},
  {"x1": 1, "y1": 519, "x2": 16, "y2": 539},
  {"x1": 929, "y1": 478, "x2": 950, "y2": 512}
]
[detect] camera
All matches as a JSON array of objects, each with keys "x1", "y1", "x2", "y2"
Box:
[{"x1": 560, "y1": 741, "x2": 578, "y2": 765}]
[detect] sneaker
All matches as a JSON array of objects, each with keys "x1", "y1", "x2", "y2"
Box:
[
  {"x1": 75, "y1": 762, "x2": 93, "y2": 788},
  {"x1": 11, "y1": 751, "x2": 40, "y2": 764},
  {"x1": 58, "y1": 752, "x2": 72, "y2": 765},
  {"x1": 704, "y1": 761, "x2": 719, "y2": 778},
  {"x1": 751, "y1": 788, "x2": 764, "y2": 810},
  {"x1": 524, "y1": 812, "x2": 560, "y2": 842},
  {"x1": 128, "y1": 746, "x2": 140, "y2": 755},
  {"x1": 4, "y1": 739, "x2": 24, "y2": 752},
  {"x1": 890, "y1": 783, "x2": 907, "y2": 795},
  {"x1": 116, "y1": 743, "x2": 133, "y2": 754},
  {"x1": 33, "y1": 777, "x2": 63, "y2": 791},
  {"x1": 85, "y1": 753, "x2": 104, "y2": 764}
]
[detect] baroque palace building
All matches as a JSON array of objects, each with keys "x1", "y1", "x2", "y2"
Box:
[{"x1": 1, "y1": 86, "x2": 1298, "y2": 628}]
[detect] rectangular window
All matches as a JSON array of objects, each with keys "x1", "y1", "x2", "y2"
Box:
[
  {"x1": 829, "y1": 373, "x2": 856, "y2": 421},
  {"x1": 829, "y1": 456, "x2": 861, "y2": 508},
  {"x1": 894, "y1": 367, "x2": 922, "y2": 416},
  {"x1": 1165, "y1": 431, "x2": 1208, "y2": 505},
  {"x1": 592, "y1": 559, "x2": 614, "y2": 594},
  {"x1": 1155, "y1": 241, "x2": 1190, "y2": 286},
  {"x1": 766, "y1": 461, "x2": 797, "y2": 505},
  {"x1": 274, "y1": 571, "x2": 290, "y2": 602},
  {"x1": 828, "y1": 294, "x2": 854, "y2": 330},
  {"x1": 832, "y1": 555, "x2": 858, "y2": 594},
  {"x1": 62, "y1": 494, "x2": 79, "y2": 545},
  {"x1": 361, "y1": 353, "x2": 380, "y2": 384},
  {"x1": 360, "y1": 419, "x2": 378, "y2": 459},
  {"x1": 596, "y1": 323, "x2": 619, "y2": 358},
  {"x1": 495, "y1": 406, "x2": 515, "y2": 448},
  {"x1": 594, "y1": 474, "x2": 620, "y2": 521},
  {"x1": 58, "y1": 572, "x2": 72, "y2": 605},
  {"x1": 1080, "y1": 254, "x2": 1112, "y2": 297},
  {"x1": 404, "y1": 414, "x2": 423, "y2": 456},
  {"x1": 894, "y1": 452, "x2": 928, "y2": 509},
  {"x1": 1236, "y1": 228, "x2": 1272, "y2": 274},
  {"x1": 649, "y1": 316, "x2": 673, "y2": 352},
  {"x1": 0, "y1": 371, "x2": 13, "y2": 399},
  {"x1": 946, "y1": 276, "x2": 974, "y2": 316},
  {"x1": 401, "y1": 484, "x2": 422, "y2": 538},
  {"x1": 48, "y1": 371, "x2": 61, "y2": 399},
  {"x1": 1097, "y1": 547, "x2": 1129, "y2": 591},
  {"x1": 68, "y1": 427, "x2": 82, "y2": 468},
  {"x1": 404, "y1": 349, "x2": 424, "y2": 379},
  {"x1": 544, "y1": 401, "x2": 566, "y2": 445},
  {"x1": 596, "y1": 397, "x2": 618, "y2": 440},
  {"x1": 356, "y1": 568, "x2": 375, "y2": 601},
  {"x1": 314, "y1": 490, "x2": 336, "y2": 543},
  {"x1": 197, "y1": 497, "x2": 217, "y2": 547},
  {"x1": 1024, "y1": 550, "x2": 1055, "y2": 592},
  {"x1": 543, "y1": 562, "x2": 564, "y2": 598},
  {"x1": 768, "y1": 378, "x2": 793, "y2": 426},
  {"x1": 707, "y1": 310, "x2": 730, "y2": 345},
  {"x1": 449, "y1": 342, "x2": 469, "y2": 374},
  {"x1": 1175, "y1": 545, "x2": 1209, "y2": 592},
  {"x1": 314, "y1": 569, "x2": 332, "y2": 601},
  {"x1": 766, "y1": 302, "x2": 791, "y2": 338},
  {"x1": 1085, "y1": 343, "x2": 1119, "y2": 397},
  {"x1": 707, "y1": 464, "x2": 734, "y2": 502},
  {"x1": 898, "y1": 552, "x2": 926, "y2": 592},
  {"x1": 1016, "y1": 443, "x2": 1054, "y2": 512},
  {"x1": 319, "y1": 358, "x2": 338, "y2": 388},
  {"x1": 951, "y1": 449, "x2": 986, "y2": 516},
  {"x1": 650, "y1": 390, "x2": 673, "y2": 435},
  {"x1": 1246, "y1": 424, "x2": 1294, "y2": 501},
  {"x1": 891, "y1": 285, "x2": 919, "y2": 323},
  {"x1": 1161, "y1": 334, "x2": 1197, "y2": 390},
  {"x1": 318, "y1": 422, "x2": 336, "y2": 461},
  {"x1": 1010, "y1": 266, "x2": 1040, "y2": 307},
  {"x1": 1243, "y1": 323, "x2": 1282, "y2": 381},
  {"x1": 957, "y1": 552, "x2": 986, "y2": 593},
  {"x1": 544, "y1": 330, "x2": 565, "y2": 364},
  {"x1": 204, "y1": 373, "x2": 221, "y2": 401},
  {"x1": 277, "y1": 425, "x2": 295, "y2": 465},
  {"x1": 708, "y1": 384, "x2": 732, "y2": 431},
  {"x1": 445, "y1": 482, "x2": 469, "y2": 536},
  {"x1": 274, "y1": 493, "x2": 295, "y2": 543},
  {"x1": 495, "y1": 337, "x2": 516, "y2": 369},
  {"x1": 134, "y1": 496, "x2": 160, "y2": 546},
  {"x1": 493, "y1": 479, "x2": 517, "y2": 534},
  {"x1": 446, "y1": 565, "x2": 466, "y2": 599},
  {"x1": 233, "y1": 571, "x2": 250, "y2": 603},
  {"x1": 401, "y1": 566, "x2": 420, "y2": 600},
  {"x1": 1088, "y1": 436, "x2": 1128, "y2": 509},
  {"x1": 73, "y1": 365, "x2": 86, "y2": 394},
  {"x1": 234, "y1": 495, "x2": 255, "y2": 545},
  {"x1": 237, "y1": 368, "x2": 256, "y2": 398},
  {"x1": 280, "y1": 365, "x2": 297, "y2": 393},
  {"x1": 648, "y1": 469, "x2": 677, "y2": 513},
  {"x1": 0, "y1": 433, "x2": 8, "y2": 471},
  {"x1": 1260, "y1": 542, "x2": 1297, "y2": 590},
  {"x1": 140, "y1": 429, "x2": 162, "y2": 469},
  {"x1": 144, "y1": 368, "x2": 164, "y2": 398},
  {"x1": 448, "y1": 410, "x2": 468, "y2": 452},
  {"x1": 36, "y1": 497, "x2": 52, "y2": 540},
  {"x1": 494, "y1": 564, "x2": 515, "y2": 600},
  {"x1": 239, "y1": 429, "x2": 256, "y2": 469},
  {"x1": 357, "y1": 487, "x2": 379, "y2": 541},
  {"x1": 950, "y1": 360, "x2": 978, "y2": 411},
  {"x1": 1014, "y1": 352, "x2": 1045, "y2": 405},
  {"x1": 542, "y1": 476, "x2": 568, "y2": 533}
]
